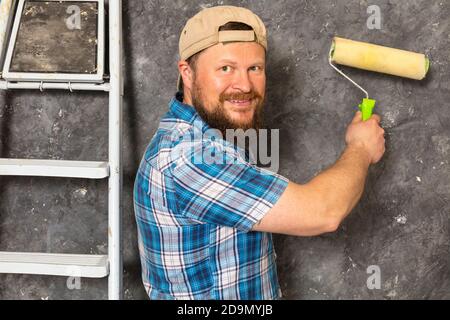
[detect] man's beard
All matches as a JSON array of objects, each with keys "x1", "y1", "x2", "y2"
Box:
[{"x1": 190, "y1": 80, "x2": 265, "y2": 135}]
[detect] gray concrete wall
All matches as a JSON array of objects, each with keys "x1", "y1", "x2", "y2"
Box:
[{"x1": 0, "y1": 0, "x2": 449, "y2": 299}]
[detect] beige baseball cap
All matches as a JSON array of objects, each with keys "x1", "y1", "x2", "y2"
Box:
[{"x1": 177, "y1": 5, "x2": 267, "y2": 90}]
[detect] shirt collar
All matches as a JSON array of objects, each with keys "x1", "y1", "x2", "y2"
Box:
[
  {"x1": 168, "y1": 92, "x2": 201, "y2": 124},
  {"x1": 167, "y1": 92, "x2": 215, "y2": 135},
  {"x1": 167, "y1": 93, "x2": 251, "y2": 159}
]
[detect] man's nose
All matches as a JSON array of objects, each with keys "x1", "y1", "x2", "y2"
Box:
[{"x1": 231, "y1": 70, "x2": 252, "y2": 93}]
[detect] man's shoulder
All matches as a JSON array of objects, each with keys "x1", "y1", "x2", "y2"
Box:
[
  {"x1": 141, "y1": 110, "x2": 249, "y2": 174},
  {"x1": 140, "y1": 118, "x2": 197, "y2": 172}
]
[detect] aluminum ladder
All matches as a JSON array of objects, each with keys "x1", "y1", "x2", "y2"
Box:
[{"x1": 0, "y1": 0, "x2": 123, "y2": 300}]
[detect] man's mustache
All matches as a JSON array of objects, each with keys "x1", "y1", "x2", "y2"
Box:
[{"x1": 219, "y1": 91, "x2": 262, "y2": 103}]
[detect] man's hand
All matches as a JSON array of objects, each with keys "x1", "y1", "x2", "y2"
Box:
[{"x1": 345, "y1": 111, "x2": 386, "y2": 165}]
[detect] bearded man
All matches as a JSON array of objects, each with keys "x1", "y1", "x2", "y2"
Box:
[{"x1": 134, "y1": 6, "x2": 385, "y2": 300}]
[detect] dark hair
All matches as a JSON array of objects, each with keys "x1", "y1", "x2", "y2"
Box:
[{"x1": 181, "y1": 22, "x2": 254, "y2": 91}]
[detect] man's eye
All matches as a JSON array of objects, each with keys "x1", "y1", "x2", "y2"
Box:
[
  {"x1": 221, "y1": 66, "x2": 231, "y2": 72},
  {"x1": 250, "y1": 66, "x2": 261, "y2": 72}
]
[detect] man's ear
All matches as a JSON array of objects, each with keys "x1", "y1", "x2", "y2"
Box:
[{"x1": 178, "y1": 60, "x2": 194, "y2": 91}]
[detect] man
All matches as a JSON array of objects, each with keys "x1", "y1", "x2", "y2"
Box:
[{"x1": 134, "y1": 6, "x2": 385, "y2": 300}]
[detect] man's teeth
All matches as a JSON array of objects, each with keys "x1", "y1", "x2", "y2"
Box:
[{"x1": 230, "y1": 100, "x2": 250, "y2": 103}]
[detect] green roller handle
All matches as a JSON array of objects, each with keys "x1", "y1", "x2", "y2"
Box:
[{"x1": 358, "y1": 98, "x2": 376, "y2": 121}]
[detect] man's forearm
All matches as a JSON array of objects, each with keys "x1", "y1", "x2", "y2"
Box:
[{"x1": 308, "y1": 143, "x2": 371, "y2": 224}]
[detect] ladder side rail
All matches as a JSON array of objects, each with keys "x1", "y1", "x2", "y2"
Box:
[{"x1": 108, "y1": 0, "x2": 123, "y2": 301}]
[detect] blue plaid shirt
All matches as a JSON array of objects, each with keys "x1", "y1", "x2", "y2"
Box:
[{"x1": 133, "y1": 93, "x2": 289, "y2": 300}]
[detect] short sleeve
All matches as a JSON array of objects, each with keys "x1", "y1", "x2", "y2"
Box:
[{"x1": 171, "y1": 140, "x2": 289, "y2": 232}]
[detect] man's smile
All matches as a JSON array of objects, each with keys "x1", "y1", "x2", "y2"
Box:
[{"x1": 226, "y1": 98, "x2": 253, "y2": 108}]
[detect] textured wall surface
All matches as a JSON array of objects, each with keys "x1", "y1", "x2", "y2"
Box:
[{"x1": 0, "y1": 0, "x2": 449, "y2": 299}]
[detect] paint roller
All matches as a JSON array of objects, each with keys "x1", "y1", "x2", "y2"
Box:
[{"x1": 329, "y1": 37, "x2": 430, "y2": 121}]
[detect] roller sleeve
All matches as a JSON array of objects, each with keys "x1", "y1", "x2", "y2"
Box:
[{"x1": 330, "y1": 37, "x2": 429, "y2": 80}]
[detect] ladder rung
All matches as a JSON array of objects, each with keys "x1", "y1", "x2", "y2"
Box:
[
  {"x1": 0, "y1": 252, "x2": 109, "y2": 278},
  {"x1": 0, "y1": 80, "x2": 110, "y2": 92},
  {"x1": 0, "y1": 159, "x2": 109, "y2": 179}
]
